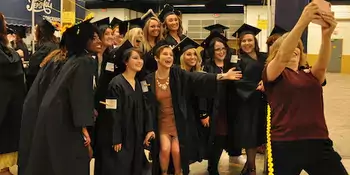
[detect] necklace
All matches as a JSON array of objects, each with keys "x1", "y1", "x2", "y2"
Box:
[{"x1": 156, "y1": 72, "x2": 169, "y2": 90}]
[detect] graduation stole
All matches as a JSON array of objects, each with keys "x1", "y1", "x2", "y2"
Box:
[{"x1": 266, "y1": 105, "x2": 274, "y2": 175}]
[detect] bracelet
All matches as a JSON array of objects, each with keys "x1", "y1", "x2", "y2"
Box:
[{"x1": 218, "y1": 73, "x2": 224, "y2": 79}]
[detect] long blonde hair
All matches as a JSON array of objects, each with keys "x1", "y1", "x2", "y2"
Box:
[
  {"x1": 266, "y1": 32, "x2": 307, "y2": 68},
  {"x1": 121, "y1": 28, "x2": 144, "y2": 51},
  {"x1": 180, "y1": 48, "x2": 203, "y2": 72},
  {"x1": 143, "y1": 17, "x2": 164, "y2": 52}
]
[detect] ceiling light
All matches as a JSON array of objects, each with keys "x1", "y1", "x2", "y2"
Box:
[
  {"x1": 226, "y1": 4, "x2": 244, "y2": 7},
  {"x1": 173, "y1": 4, "x2": 206, "y2": 8}
]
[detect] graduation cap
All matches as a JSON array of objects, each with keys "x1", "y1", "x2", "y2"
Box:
[
  {"x1": 152, "y1": 40, "x2": 169, "y2": 56},
  {"x1": 204, "y1": 24, "x2": 229, "y2": 34},
  {"x1": 114, "y1": 40, "x2": 134, "y2": 72},
  {"x1": 269, "y1": 25, "x2": 288, "y2": 37},
  {"x1": 93, "y1": 17, "x2": 111, "y2": 29},
  {"x1": 173, "y1": 37, "x2": 200, "y2": 56},
  {"x1": 200, "y1": 31, "x2": 228, "y2": 49},
  {"x1": 141, "y1": 9, "x2": 157, "y2": 23},
  {"x1": 158, "y1": 4, "x2": 181, "y2": 23},
  {"x1": 119, "y1": 18, "x2": 145, "y2": 36},
  {"x1": 41, "y1": 16, "x2": 60, "y2": 31},
  {"x1": 61, "y1": 17, "x2": 96, "y2": 56},
  {"x1": 232, "y1": 23, "x2": 261, "y2": 38},
  {"x1": 111, "y1": 17, "x2": 122, "y2": 29}
]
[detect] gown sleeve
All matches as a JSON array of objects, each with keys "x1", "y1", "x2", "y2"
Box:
[
  {"x1": 69, "y1": 58, "x2": 95, "y2": 128},
  {"x1": 181, "y1": 68, "x2": 217, "y2": 98},
  {"x1": 106, "y1": 82, "x2": 123, "y2": 145},
  {"x1": 143, "y1": 98, "x2": 154, "y2": 133}
]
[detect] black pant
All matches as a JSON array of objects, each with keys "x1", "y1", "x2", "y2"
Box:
[
  {"x1": 272, "y1": 139, "x2": 348, "y2": 175},
  {"x1": 208, "y1": 135, "x2": 227, "y2": 175}
]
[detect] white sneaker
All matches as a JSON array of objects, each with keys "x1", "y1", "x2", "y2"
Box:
[{"x1": 229, "y1": 155, "x2": 247, "y2": 165}]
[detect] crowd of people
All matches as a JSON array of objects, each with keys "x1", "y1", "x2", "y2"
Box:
[{"x1": 0, "y1": 2, "x2": 348, "y2": 175}]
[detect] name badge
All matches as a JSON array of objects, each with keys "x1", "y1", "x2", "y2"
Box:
[
  {"x1": 230, "y1": 55, "x2": 238, "y2": 63},
  {"x1": 105, "y1": 99, "x2": 117, "y2": 109},
  {"x1": 105, "y1": 62, "x2": 115, "y2": 72},
  {"x1": 140, "y1": 80, "x2": 149, "y2": 93}
]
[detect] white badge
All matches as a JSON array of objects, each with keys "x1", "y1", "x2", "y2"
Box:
[
  {"x1": 93, "y1": 76, "x2": 96, "y2": 89},
  {"x1": 105, "y1": 62, "x2": 115, "y2": 72},
  {"x1": 105, "y1": 99, "x2": 117, "y2": 109},
  {"x1": 230, "y1": 55, "x2": 238, "y2": 63},
  {"x1": 140, "y1": 80, "x2": 149, "y2": 93}
]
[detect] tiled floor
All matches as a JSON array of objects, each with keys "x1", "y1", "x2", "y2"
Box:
[{"x1": 10, "y1": 73, "x2": 350, "y2": 175}]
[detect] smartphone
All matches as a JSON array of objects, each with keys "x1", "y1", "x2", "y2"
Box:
[{"x1": 311, "y1": 0, "x2": 332, "y2": 27}]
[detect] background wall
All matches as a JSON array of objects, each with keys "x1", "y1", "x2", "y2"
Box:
[
  {"x1": 307, "y1": 5, "x2": 350, "y2": 74},
  {"x1": 89, "y1": 8, "x2": 143, "y2": 22},
  {"x1": 245, "y1": 5, "x2": 270, "y2": 52}
]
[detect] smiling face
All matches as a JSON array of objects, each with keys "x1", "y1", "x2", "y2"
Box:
[
  {"x1": 102, "y1": 28, "x2": 114, "y2": 47},
  {"x1": 148, "y1": 19, "x2": 161, "y2": 37},
  {"x1": 240, "y1": 33, "x2": 256, "y2": 54},
  {"x1": 165, "y1": 14, "x2": 179, "y2": 31},
  {"x1": 182, "y1": 48, "x2": 198, "y2": 67},
  {"x1": 125, "y1": 50, "x2": 144, "y2": 72},
  {"x1": 86, "y1": 32, "x2": 102, "y2": 54},
  {"x1": 156, "y1": 47, "x2": 173, "y2": 69},
  {"x1": 213, "y1": 41, "x2": 227, "y2": 61}
]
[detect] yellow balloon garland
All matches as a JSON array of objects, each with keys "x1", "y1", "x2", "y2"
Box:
[{"x1": 266, "y1": 105, "x2": 274, "y2": 175}]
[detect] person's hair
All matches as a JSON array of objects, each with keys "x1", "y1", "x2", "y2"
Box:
[
  {"x1": 113, "y1": 25, "x2": 119, "y2": 33},
  {"x1": 35, "y1": 20, "x2": 58, "y2": 46},
  {"x1": 154, "y1": 45, "x2": 172, "y2": 59},
  {"x1": 97, "y1": 25, "x2": 112, "y2": 43},
  {"x1": 143, "y1": 17, "x2": 164, "y2": 52},
  {"x1": 266, "y1": 32, "x2": 307, "y2": 68},
  {"x1": 121, "y1": 28, "x2": 144, "y2": 51},
  {"x1": 118, "y1": 48, "x2": 144, "y2": 73},
  {"x1": 0, "y1": 13, "x2": 9, "y2": 46},
  {"x1": 40, "y1": 48, "x2": 67, "y2": 68},
  {"x1": 266, "y1": 33, "x2": 282, "y2": 47},
  {"x1": 180, "y1": 48, "x2": 202, "y2": 72},
  {"x1": 65, "y1": 23, "x2": 99, "y2": 56},
  {"x1": 206, "y1": 37, "x2": 229, "y2": 60},
  {"x1": 238, "y1": 32, "x2": 260, "y2": 55},
  {"x1": 163, "y1": 14, "x2": 183, "y2": 37}
]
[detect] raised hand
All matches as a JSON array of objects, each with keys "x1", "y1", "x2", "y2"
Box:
[
  {"x1": 321, "y1": 12, "x2": 337, "y2": 38},
  {"x1": 299, "y1": 2, "x2": 322, "y2": 26}
]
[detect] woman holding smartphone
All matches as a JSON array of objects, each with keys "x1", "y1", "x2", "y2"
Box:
[{"x1": 262, "y1": 3, "x2": 347, "y2": 175}]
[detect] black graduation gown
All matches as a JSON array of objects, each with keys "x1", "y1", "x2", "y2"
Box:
[
  {"x1": 18, "y1": 57, "x2": 66, "y2": 175},
  {"x1": 233, "y1": 52, "x2": 268, "y2": 149},
  {"x1": 198, "y1": 61, "x2": 237, "y2": 158},
  {"x1": 142, "y1": 50, "x2": 157, "y2": 79},
  {"x1": 26, "y1": 42, "x2": 58, "y2": 89},
  {"x1": 143, "y1": 66, "x2": 217, "y2": 175},
  {"x1": 94, "y1": 75, "x2": 153, "y2": 175},
  {"x1": 164, "y1": 34, "x2": 186, "y2": 65},
  {"x1": 14, "y1": 41, "x2": 30, "y2": 61},
  {"x1": 0, "y1": 44, "x2": 26, "y2": 154},
  {"x1": 23, "y1": 54, "x2": 95, "y2": 175}
]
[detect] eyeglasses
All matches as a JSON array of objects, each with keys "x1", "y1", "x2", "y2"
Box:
[{"x1": 214, "y1": 47, "x2": 227, "y2": 52}]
